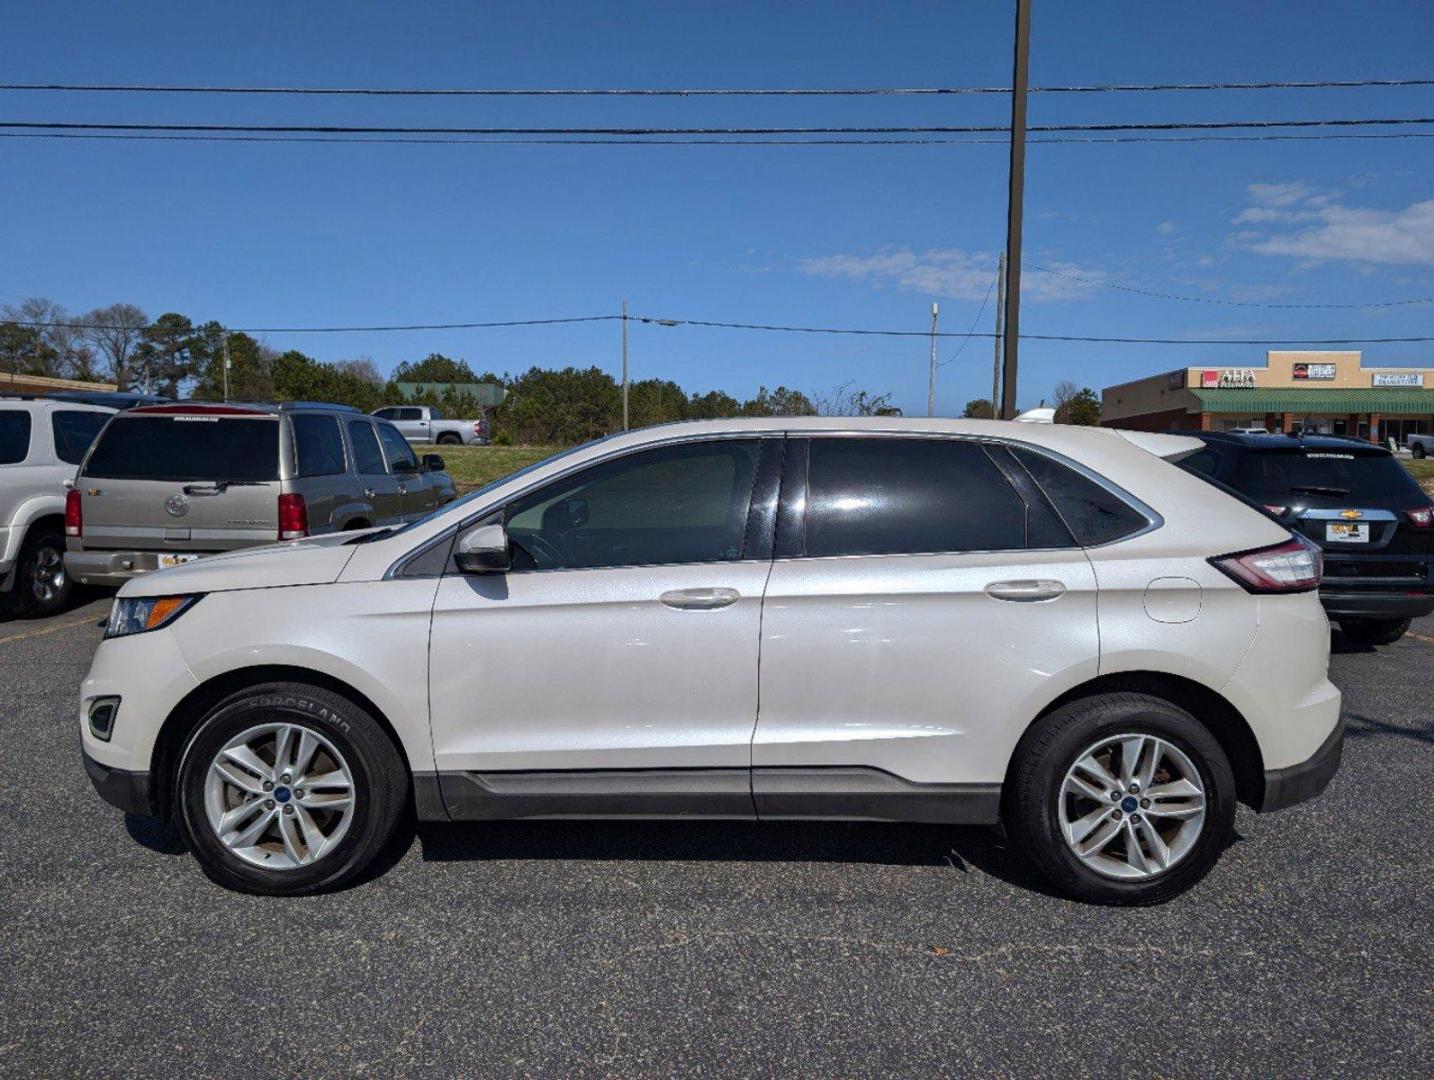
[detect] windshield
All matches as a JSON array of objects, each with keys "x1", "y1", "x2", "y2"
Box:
[
  {"x1": 1232, "y1": 448, "x2": 1422, "y2": 502},
  {"x1": 83, "y1": 415, "x2": 281, "y2": 482},
  {"x1": 385, "y1": 434, "x2": 623, "y2": 537}
]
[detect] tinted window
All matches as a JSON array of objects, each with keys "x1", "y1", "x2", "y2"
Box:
[
  {"x1": 0, "y1": 410, "x2": 33, "y2": 465},
  {"x1": 506, "y1": 439, "x2": 759, "y2": 570},
  {"x1": 51, "y1": 410, "x2": 109, "y2": 465},
  {"x1": 377, "y1": 423, "x2": 418, "y2": 472},
  {"x1": 428, "y1": 406, "x2": 445, "y2": 420},
  {"x1": 83, "y1": 416, "x2": 280, "y2": 481},
  {"x1": 373, "y1": 408, "x2": 396, "y2": 420},
  {"x1": 396, "y1": 407, "x2": 423, "y2": 421},
  {"x1": 804, "y1": 438, "x2": 1026, "y2": 557},
  {"x1": 347, "y1": 420, "x2": 388, "y2": 475},
  {"x1": 1176, "y1": 447, "x2": 1222, "y2": 477},
  {"x1": 1011, "y1": 446, "x2": 1149, "y2": 546},
  {"x1": 1231, "y1": 449, "x2": 1423, "y2": 501},
  {"x1": 292, "y1": 413, "x2": 346, "y2": 476}
]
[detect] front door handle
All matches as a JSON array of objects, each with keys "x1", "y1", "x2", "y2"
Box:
[
  {"x1": 363, "y1": 488, "x2": 377, "y2": 499},
  {"x1": 986, "y1": 579, "x2": 1066, "y2": 602},
  {"x1": 659, "y1": 587, "x2": 741, "y2": 610}
]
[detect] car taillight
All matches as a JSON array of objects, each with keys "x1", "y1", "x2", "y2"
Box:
[
  {"x1": 1263, "y1": 504, "x2": 1287, "y2": 517},
  {"x1": 1405, "y1": 505, "x2": 1434, "y2": 529},
  {"x1": 65, "y1": 489, "x2": 83, "y2": 537},
  {"x1": 278, "y1": 493, "x2": 309, "y2": 540},
  {"x1": 472, "y1": 421, "x2": 485, "y2": 436},
  {"x1": 1210, "y1": 535, "x2": 1322, "y2": 594}
]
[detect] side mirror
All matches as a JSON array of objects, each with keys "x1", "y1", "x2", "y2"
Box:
[
  {"x1": 454, "y1": 522, "x2": 510, "y2": 574},
  {"x1": 422, "y1": 453, "x2": 445, "y2": 472}
]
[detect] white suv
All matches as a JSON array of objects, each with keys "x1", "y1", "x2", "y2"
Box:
[
  {"x1": 78, "y1": 418, "x2": 1343, "y2": 904},
  {"x1": 1, "y1": 398, "x2": 114, "y2": 615}
]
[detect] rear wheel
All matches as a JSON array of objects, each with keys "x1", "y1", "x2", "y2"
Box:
[
  {"x1": 1412, "y1": 443, "x2": 1427, "y2": 459},
  {"x1": 1007, "y1": 693, "x2": 1236, "y2": 905},
  {"x1": 436, "y1": 432, "x2": 461, "y2": 446},
  {"x1": 16, "y1": 527, "x2": 72, "y2": 617},
  {"x1": 1339, "y1": 617, "x2": 1411, "y2": 646},
  {"x1": 174, "y1": 681, "x2": 408, "y2": 895}
]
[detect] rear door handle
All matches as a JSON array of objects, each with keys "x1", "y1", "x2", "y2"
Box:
[
  {"x1": 660, "y1": 587, "x2": 741, "y2": 610},
  {"x1": 986, "y1": 579, "x2": 1066, "y2": 602}
]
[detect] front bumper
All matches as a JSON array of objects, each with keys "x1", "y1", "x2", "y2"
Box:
[
  {"x1": 82, "y1": 746, "x2": 155, "y2": 816},
  {"x1": 65, "y1": 548, "x2": 218, "y2": 588},
  {"x1": 1319, "y1": 589, "x2": 1434, "y2": 620},
  {"x1": 1260, "y1": 715, "x2": 1344, "y2": 812}
]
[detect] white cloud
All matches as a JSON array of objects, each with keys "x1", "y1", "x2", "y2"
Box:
[
  {"x1": 1156, "y1": 221, "x2": 1178, "y2": 234},
  {"x1": 1233, "y1": 181, "x2": 1434, "y2": 266},
  {"x1": 798, "y1": 247, "x2": 1108, "y2": 302}
]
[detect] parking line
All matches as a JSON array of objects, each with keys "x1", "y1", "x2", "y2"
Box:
[
  {"x1": 0, "y1": 615, "x2": 100, "y2": 648},
  {"x1": 1407, "y1": 631, "x2": 1434, "y2": 645}
]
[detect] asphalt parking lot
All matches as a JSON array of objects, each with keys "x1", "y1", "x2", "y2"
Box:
[{"x1": 1, "y1": 598, "x2": 1430, "y2": 1077}]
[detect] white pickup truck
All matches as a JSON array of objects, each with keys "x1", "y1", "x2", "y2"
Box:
[
  {"x1": 1407, "y1": 432, "x2": 1434, "y2": 459},
  {"x1": 371, "y1": 405, "x2": 489, "y2": 446}
]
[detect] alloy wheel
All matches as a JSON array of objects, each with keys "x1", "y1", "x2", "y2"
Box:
[
  {"x1": 1057, "y1": 733, "x2": 1207, "y2": 880},
  {"x1": 28, "y1": 543, "x2": 65, "y2": 605},
  {"x1": 203, "y1": 722, "x2": 356, "y2": 870}
]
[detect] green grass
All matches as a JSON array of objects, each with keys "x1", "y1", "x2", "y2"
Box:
[
  {"x1": 431, "y1": 445, "x2": 560, "y2": 492},
  {"x1": 1405, "y1": 458, "x2": 1434, "y2": 495}
]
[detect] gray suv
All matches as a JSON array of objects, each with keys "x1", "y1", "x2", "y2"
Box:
[{"x1": 65, "y1": 401, "x2": 456, "y2": 587}]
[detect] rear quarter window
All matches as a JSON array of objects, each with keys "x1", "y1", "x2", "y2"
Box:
[
  {"x1": 1010, "y1": 446, "x2": 1151, "y2": 546},
  {"x1": 0, "y1": 409, "x2": 32, "y2": 464},
  {"x1": 83, "y1": 415, "x2": 280, "y2": 481},
  {"x1": 51, "y1": 410, "x2": 110, "y2": 465}
]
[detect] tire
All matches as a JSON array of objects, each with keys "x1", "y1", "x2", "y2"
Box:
[
  {"x1": 15, "y1": 527, "x2": 73, "y2": 617},
  {"x1": 1006, "y1": 692, "x2": 1237, "y2": 906},
  {"x1": 174, "y1": 681, "x2": 408, "y2": 895},
  {"x1": 1339, "y1": 617, "x2": 1411, "y2": 646},
  {"x1": 1413, "y1": 443, "x2": 1427, "y2": 459},
  {"x1": 436, "y1": 432, "x2": 461, "y2": 446}
]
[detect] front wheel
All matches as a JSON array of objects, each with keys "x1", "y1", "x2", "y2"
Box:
[
  {"x1": 1006, "y1": 693, "x2": 1236, "y2": 906},
  {"x1": 174, "y1": 682, "x2": 409, "y2": 895},
  {"x1": 1339, "y1": 617, "x2": 1411, "y2": 646},
  {"x1": 16, "y1": 527, "x2": 72, "y2": 616}
]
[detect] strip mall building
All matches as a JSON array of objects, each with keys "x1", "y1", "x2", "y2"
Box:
[{"x1": 1101, "y1": 351, "x2": 1434, "y2": 445}]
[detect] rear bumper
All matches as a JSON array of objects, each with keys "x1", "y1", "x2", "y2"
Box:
[
  {"x1": 1260, "y1": 715, "x2": 1344, "y2": 813},
  {"x1": 1319, "y1": 589, "x2": 1434, "y2": 620},
  {"x1": 82, "y1": 746, "x2": 155, "y2": 816},
  {"x1": 65, "y1": 548, "x2": 218, "y2": 587}
]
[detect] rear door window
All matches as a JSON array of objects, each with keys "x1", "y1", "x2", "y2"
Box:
[
  {"x1": 292, "y1": 413, "x2": 347, "y2": 476},
  {"x1": 803, "y1": 437, "x2": 1027, "y2": 557},
  {"x1": 51, "y1": 410, "x2": 110, "y2": 465},
  {"x1": 1010, "y1": 446, "x2": 1151, "y2": 546},
  {"x1": 82, "y1": 415, "x2": 280, "y2": 481},
  {"x1": 0, "y1": 410, "x2": 32, "y2": 464},
  {"x1": 1231, "y1": 449, "x2": 1423, "y2": 501},
  {"x1": 347, "y1": 420, "x2": 388, "y2": 475}
]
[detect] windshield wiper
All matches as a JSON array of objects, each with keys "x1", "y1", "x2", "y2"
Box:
[
  {"x1": 182, "y1": 480, "x2": 267, "y2": 495},
  {"x1": 1288, "y1": 484, "x2": 1349, "y2": 497}
]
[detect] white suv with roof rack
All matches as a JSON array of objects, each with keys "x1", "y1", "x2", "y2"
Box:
[{"x1": 1, "y1": 397, "x2": 115, "y2": 615}]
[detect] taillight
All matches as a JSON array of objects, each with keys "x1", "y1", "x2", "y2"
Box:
[
  {"x1": 65, "y1": 489, "x2": 83, "y2": 537},
  {"x1": 1263, "y1": 504, "x2": 1287, "y2": 518},
  {"x1": 278, "y1": 493, "x2": 309, "y2": 540},
  {"x1": 472, "y1": 421, "x2": 485, "y2": 436},
  {"x1": 1210, "y1": 535, "x2": 1322, "y2": 594},
  {"x1": 1405, "y1": 505, "x2": 1434, "y2": 529}
]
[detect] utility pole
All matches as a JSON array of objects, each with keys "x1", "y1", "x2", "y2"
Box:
[
  {"x1": 1000, "y1": 0, "x2": 1031, "y2": 420},
  {"x1": 221, "y1": 332, "x2": 231, "y2": 403},
  {"x1": 620, "y1": 300, "x2": 629, "y2": 430},
  {"x1": 926, "y1": 302, "x2": 939, "y2": 416},
  {"x1": 991, "y1": 253, "x2": 1006, "y2": 417}
]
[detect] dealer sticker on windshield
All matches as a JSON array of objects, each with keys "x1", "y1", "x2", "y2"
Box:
[{"x1": 1326, "y1": 522, "x2": 1369, "y2": 543}]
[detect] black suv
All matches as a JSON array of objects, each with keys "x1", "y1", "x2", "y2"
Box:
[{"x1": 1177, "y1": 432, "x2": 1434, "y2": 644}]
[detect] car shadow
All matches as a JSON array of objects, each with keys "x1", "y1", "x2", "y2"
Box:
[
  {"x1": 1344, "y1": 712, "x2": 1434, "y2": 745},
  {"x1": 1329, "y1": 631, "x2": 1375, "y2": 655},
  {"x1": 125, "y1": 813, "x2": 187, "y2": 855}
]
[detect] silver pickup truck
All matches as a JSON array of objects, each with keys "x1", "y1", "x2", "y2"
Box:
[
  {"x1": 372, "y1": 405, "x2": 489, "y2": 446},
  {"x1": 65, "y1": 401, "x2": 456, "y2": 588}
]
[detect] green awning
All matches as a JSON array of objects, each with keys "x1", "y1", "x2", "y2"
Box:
[{"x1": 1192, "y1": 387, "x2": 1434, "y2": 414}]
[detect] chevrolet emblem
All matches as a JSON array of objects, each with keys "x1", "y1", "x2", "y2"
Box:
[{"x1": 1339, "y1": 509, "x2": 1363, "y2": 520}]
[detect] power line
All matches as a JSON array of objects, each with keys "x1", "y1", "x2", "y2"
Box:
[
  {"x1": 3, "y1": 77, "x2": 1433, "y2": 97},
  {"x1": 1025, "y1": 263, "x2": 1434, "y2": 309},
  {"x1": 938, "y1": 274, "x2": 1000, "y2": 366},
  {"x1": 4, "y1": 116, "x2": 1433, "y2": 137},
  {"x1": 13, "y1": 311, "x2": 1434, "y2": 345}
]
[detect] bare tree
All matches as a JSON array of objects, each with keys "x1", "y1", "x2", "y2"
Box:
[
  {"x1": 813, "y1": 379, "x2": 902, "y2": 417},
  {"x1": 333, "y1": 356, "x2": 384, "y2": 384},
  {"x1": 1051, "y1": 380, "x2": 1080, "y2": 414},
  {"x1": 84, "y1": 303, "x2": 149, "y2": 389}
]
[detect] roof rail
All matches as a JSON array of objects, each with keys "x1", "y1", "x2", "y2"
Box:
[{"x1": 278, "y1": 400, "x2": 364, "y2": 413}]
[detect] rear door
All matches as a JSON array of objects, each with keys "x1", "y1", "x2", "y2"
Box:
[
  {"x1": 76, "y1": 410, "x2": 281, "y2": 554},
  {"x1": 375, "y1": 421, "x2": 432, "y2": 519},
  {"x1": 752, "y1": 436, "x2": 1100, "y2": 800},
  {"x1": 346, "y1": 418, "x2": 404, "y2": 525}
]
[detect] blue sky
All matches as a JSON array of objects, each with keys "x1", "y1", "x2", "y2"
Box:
[{"x1": 3, "y1": 1, "x2": 1432, "y2": 414}]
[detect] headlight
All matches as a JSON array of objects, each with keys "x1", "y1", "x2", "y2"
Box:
[{"x1": 105, "y1": 595, "x2": 201, "y2": 639}]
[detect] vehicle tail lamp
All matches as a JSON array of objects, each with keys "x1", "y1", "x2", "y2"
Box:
[
  {"x1": 1405, "y1": 505, "x2": 1434, "y2": 529},
  {"x1": 1210, "y1": 535, "x2": 1322, "y2": 594},
  {"x1": 65, "y1": 488, "x2": 83, "y2": 537},
  {"x1": 278, "y1": 493, "x2": 309, "y2": 540}
]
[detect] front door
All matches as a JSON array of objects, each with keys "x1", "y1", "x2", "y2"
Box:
[
  {"x1": 346, "y1": 419, "x2": 404, "y2": 525},
  {"x1": 428, "y1": 437, "x2": 778, "y2": 807},
  {"x1": 376, "y1": 422, "x2": 434, "y2": 520},
  {"x1": 752, "y1": 436, "x2": 1100, "y2": 805}
]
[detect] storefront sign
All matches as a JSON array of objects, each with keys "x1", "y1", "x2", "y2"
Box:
[
  {"x1": 1372, "y1": 372, "x2": 1423, "y2": 388},
  {"x1": 1201, "y1": 368, "x2": 1257, "y2": 389},
  {"x1": 1292, "y1": 362, "x2": 1336, "y2": 380}
]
